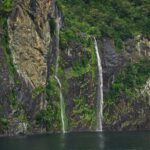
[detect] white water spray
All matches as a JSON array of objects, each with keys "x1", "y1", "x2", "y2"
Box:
[{"x1": 94, "y1": 37, "x2": 103, "y2": 131}]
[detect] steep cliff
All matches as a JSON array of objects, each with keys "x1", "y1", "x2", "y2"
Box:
[
  {"x1": 102, "y1": 37, "x2": 150, "y2": 130},
  {"x1": 0, "y1": 0, "x2": 150, "y2": 135},
  {"x1": 0, "y1": 0, "x2": 53, "y2": 135},
  {"x1": 8, "y1": 0, "x2": 51, "y2": 87}
]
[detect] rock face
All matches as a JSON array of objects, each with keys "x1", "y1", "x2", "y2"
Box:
[
  {"x1": 98, "y1": 38, "x2": 126, "y2": 94},
  {"x1": 124, "y1": 35, "x2": 150, "y2": 61},
  {"x1": 58, "y1": 39, "x2": 97, "y2": 130},
  {"x1": 0, "y1": 0, "x2": 150, "y2": 135},
  {"x1": 0, "y1": 48, "x2": 12, "y2": 117},
  {"x1": 0, "y1": 0, "x2": 54, "y2": 135},
  {"x1": 8, "y1": 0, "x2": 52, "y2": 87},
  {"x1": 102, "y1": 36, "x2": 150, "y2": 131}
]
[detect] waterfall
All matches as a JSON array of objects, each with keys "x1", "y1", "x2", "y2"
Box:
[
  {"x1": 94, "y1": 37, "x2": 103, "y2": 131},
  {"x1": 54, "y1": 76, "x2": 66, "y2": 133},
  {"x1": 55, "y1": 17, "x2": 66, "y2": 133}
]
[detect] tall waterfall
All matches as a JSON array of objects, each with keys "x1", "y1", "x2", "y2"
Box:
[
  {"x1": 55, "y1": 17, "x2": 66, "y2": 133},
  {"x1": 94, "y1": 37, "x2": 103, "y2": 131}
]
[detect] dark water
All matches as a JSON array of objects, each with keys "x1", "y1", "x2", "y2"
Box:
[{"x1": 0, "y1": 131, "x2": 150, "y2": 150}]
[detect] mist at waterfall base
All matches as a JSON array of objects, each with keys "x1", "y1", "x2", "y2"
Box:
[{"x1": 0, "y1": 132, "x2": 150, "y2": 150}]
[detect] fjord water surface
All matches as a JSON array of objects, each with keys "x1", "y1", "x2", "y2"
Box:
[{"x1": 0, "y1": 131, "x2": 150, "y2": 150}]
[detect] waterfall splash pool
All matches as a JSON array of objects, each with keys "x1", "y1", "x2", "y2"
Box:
[{"x1": 0, "y1": 131, "x2": 150, "y2": 150}]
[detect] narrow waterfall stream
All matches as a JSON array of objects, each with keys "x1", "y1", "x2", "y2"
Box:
[
  {"x1": 94, "y1": 37, "x2": 103, "y2": 131},
  {"x1": 55, "y1": 17, "x2": 66, "y2": 133},
  {"x1": 54, "y1": 76, "x2": 66, "y2": 133}
]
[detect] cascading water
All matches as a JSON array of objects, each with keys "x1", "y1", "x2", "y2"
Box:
[
  {"x1": 55, "y1": 17, "x2": 66, "y2": 133},
  {"x1": 94, "y1": 37, "x2": 103, "y2": 131},
  {"x1": 54, "y1": 76, "x2": 66, "y2": 133}
]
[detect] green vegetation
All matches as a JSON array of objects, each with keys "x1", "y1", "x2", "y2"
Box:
[
  {"x1": 35, "y1": 104, "x2": 53, "y2": 130},
  {"x1": 45, "y1": 76, "x2": 62, "y2": 130},
  {"x1": 70, "y1": 96, "x2": 96, "y2": 129},
  {"x1": 0, "y1": 106, "x2": 8, "y2": 132},
  {"x1": 46, "y1": 63, "x2": 69, "y2": 130},
  {"x1": 0, "y1": 0, "x2": 149, "y2": 132},
  {"x1": 0, "y1": 16, "x2": 15, "y2": 77},
  {"x1": 69, "y1": 47, "x2": 92, "y2": 78},
  {"x1": 62, "y1": 36, "x2": 96, "y2": 80},
  {"x1": 0, "y1": 0, "x2": 16, "y2": 108},
  {"x1": 49, "y1": 18, "x2": 56, "y2": 36},
  {"x1": 32, "y1": 86, "x2": 45, "y2": 98},
  {"x1": 57, "y1": 0, "x2": 150, "y2": 49},
  {"x1": 0, "y1": 0, "x2": 12, "y2": 13},
  {"x1": 0, "y1": 0, "x2": 20, "y2": 133},
  {"x1": 9, "y1": 89, "x2": 17, "y2": 109},
  {"x1": 41, "y1": 70, "x2": 68, "y2": 131},
  {"x1": 0, "y1": 118, "x2": 9, "y2": 133},
  {"x1": 0, "y1": 0, "x2": 15, "y2": 80},
  {"x1": 56, "y1": 0, "x2": 150, "y2": 130},
  {"x1": 105, "y1": 59, "x2": 150, "y2": 105}
]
